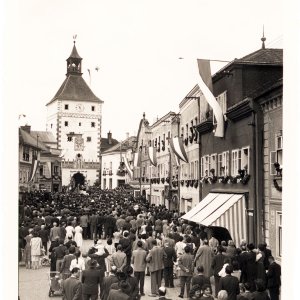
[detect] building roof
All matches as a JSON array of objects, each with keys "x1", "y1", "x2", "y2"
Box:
[
  {"x1": 47, "y1": 75, "x2": 103, "y2": 105},
  {"x1": 68, "y1": 43, "x2": 82, "y2": 60},
  {"x1": 102, "y1": 136, "x2": 137, "y2": 154},
  {"x1": 101, "y1": 137, "x2": 119, "y2": 152},
  {"x1": 213, "y1": 48, "x2": 283, "y2": 80},
  {"x1": 235, "y1": 48, "x2": 283, "y2": 65},
  {"x1": 31, "y1": 131, "x2": 57, "y2": 144},
  {"x1": 19, "y1": 128, "x2": 48, "y2": 151}
]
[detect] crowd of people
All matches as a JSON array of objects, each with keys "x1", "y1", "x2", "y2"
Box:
[{"x1": 19, "y1": 187, "x2": 281, "y2": 300}]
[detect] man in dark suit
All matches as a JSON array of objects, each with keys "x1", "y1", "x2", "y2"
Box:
[
  {"x1": 62, "y1": 267, "x2": 82, "y2": 300},
  {"x1": 266, "y1": 256, "x2": 281, "y2": 300},
  {"x1": 101, "y1": 266, "x2": 119, "y2": 300},
  {"x1": 219, "y1": 264, "x2": 240, "y2": 300},
  {"x1": 211, "y1": 245, "x2": 226, "y2": 297},
  {"x1": 81, "y1": 260, "x2": 102, "y2": 300},
  {"x1": 163, "y1": 242, "x2": 177, "y2": 288}
]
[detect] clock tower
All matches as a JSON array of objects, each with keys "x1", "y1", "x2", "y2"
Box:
[{"x1": 46, "y1": 41, "x2": 104, "y2": 187}]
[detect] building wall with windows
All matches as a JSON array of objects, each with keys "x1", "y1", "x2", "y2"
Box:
[
  {"x1": 195, "y1": 48, "x2": 283, "y2": 245},
  {"x1": 178, "y1": 86, "x2": 201, "y2": 212},
  {"x1": 258, "y1": 81, "x2": 282, "y2": 261}
]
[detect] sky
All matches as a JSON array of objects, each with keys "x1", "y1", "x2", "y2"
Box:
[{"x1": 3, "y1": 0, "x2": 284, "y2": 141}]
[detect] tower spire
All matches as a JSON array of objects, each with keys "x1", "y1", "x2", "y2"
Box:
[
  {"x1": 66, "y1": 35, "x2": 82, "y2": 76},
  {"x1": 261, "y1": 25, "x2": 266, "y2": 49}
]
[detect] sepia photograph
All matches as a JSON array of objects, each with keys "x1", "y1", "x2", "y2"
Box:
[{"x1": 1, "y1": 0, "x2": 299, "y2": 299}]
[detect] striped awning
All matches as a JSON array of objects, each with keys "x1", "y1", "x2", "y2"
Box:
[{"x1": 181, "y1": 193, "x2": 247, "y2": 247}]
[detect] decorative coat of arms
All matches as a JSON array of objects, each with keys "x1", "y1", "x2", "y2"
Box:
[{"x1": 74, "y1": 136, "x2": 84, "y2": 151}]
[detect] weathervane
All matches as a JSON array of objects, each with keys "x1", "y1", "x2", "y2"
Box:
[{"x1": 73, "y1": 34, "x2": 77, "y2": 44}]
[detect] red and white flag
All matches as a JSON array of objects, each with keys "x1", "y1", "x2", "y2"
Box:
[
  {"x1": 28, "y1": 159, "x2": 39, "y2": 183},
  {"x1": 133, "y1": 151, "x2": 141, "y2": 167},
  {"x1": 197, "y1": 59, "x2": 224, "y2": 137},
  {"x1": 148, "y1": 146, "x2": 157, "y2": 167},
  {"x1": 122, "y1": 154, "x2": 133, "y2": 178},
  {"x1": 170, "y1": 137, "x2": 189, "y2": 163}
]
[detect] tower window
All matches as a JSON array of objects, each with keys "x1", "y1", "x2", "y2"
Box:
[
  {"x1": 79, "y1": 122, "x2": 81, "y2": 126},
  {"x1": 65, "y1": 121, "x2": 68, "y2": 127},
  {"x1": 87, "y1": 137, "x2": 92, "y2": 142},
  {"x1": 67, "y1": 136, "x2": 72, "y2": 142},
  {"x1": 91, "y1": 106, "x2": 95, "y2": 111},
  {"x1": 64, "y1": 104, "x2": 69, "y2": 110},
  {"x1": 51, "y1": 124, "x2": 53, "y2": 128},
  {"x1": 91, "y1": 122, "x2": 95, "y2": 127}
]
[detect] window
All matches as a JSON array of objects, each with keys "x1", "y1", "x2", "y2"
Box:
[
  {"x1": 65, "y1": 121, "x2": 68, "y2": 127},
  {"x1": 277, "y1": 212, "x2": 282, "y2": 257},
  {"x1": 191, "y1": 162, "x2": 195, "y2": 179},
  {"x1": 109, "y1": 178, "x2": 113, "y2": 189},
  {"x1": 39, "y1": 165, "x2": 44, "y2": 176},
  {"x1": 22, "y1": 146, "x2": 30, "y2": 161},
  {"x1": 194, "y1": 160, "x2": 199, "y2": 179},
  {"x1": 181, "y1": 127, "x2": 184, "y2": 138},
  {"x1": 218, "y1": 151, "x2": 229, "y2": 176},
  {"x1": 270, "y1": 135, "x2": 283, "y2": 175},
  {"x1": 67, "y1": 136, "x2": 72, "y2": 142},
  {"x1": 103, "y1": 178, "x2": 107, "y2": 189},
  {"x1": 65, "y1": 104, "x2": 69, "y2": 110},
  {"x1": 87, "y1": 137, "x2": 91, "y2": 142},
  {"x1": 79, "y1": 122, "x2": 81, "y2": 126},
  {"x1": 213, "y1": 91, "x2": 227, "y2": 124},
  {"x1": 91, "y1": 106, "x2": 95, "y2": 111},
  {"x1": 51, "y1": 124, "x2": 53, "y2": 129},
  {"x1": 91, "y1": 122, "x2": 95, "y2": 127},
  {"x1": 241, "y1": 147, "x2": 250, "y2": 173},
  {"x1": 167, "y1": 131, "x2": 170, "y2": 145},
  {"x1": 210, "y1": 154, "x2": 217, "y2": 174},
  {"x1": 53, "y1": 166, "x2": 59, "y2": 175},
  {"x1": 200, "y1": 155, "x2": 210, "y2": 177},
  {"x1": 231, "y1": 149, "x2": 241, "y2": 176}
]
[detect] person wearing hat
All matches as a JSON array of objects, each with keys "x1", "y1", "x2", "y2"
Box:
[
  {"x1": 81, "y1": 259, "x2": 102, "y2": 300},
  {"x1": 245, "y1": 243, "x2": 257, "y2": 292},
  {"x1": 157, "y1": 286, "x2": 171, "y2": 300}
]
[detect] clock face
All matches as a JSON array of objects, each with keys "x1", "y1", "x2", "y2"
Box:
[{"x1": 75, "y1": 104, "x2": 84, "y2": 112}]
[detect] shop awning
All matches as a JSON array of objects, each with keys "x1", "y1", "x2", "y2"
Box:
[{"x1": 181, "y1": 193, "x2": 247, "y2": 247}]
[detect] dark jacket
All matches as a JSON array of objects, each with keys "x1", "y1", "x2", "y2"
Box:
[
  {"x1": 219, "y1": 274, "x2": 240, "y2": 300},
  {"x1": 62, "y1": 276, "x2": 82, "y2": 300},
  {"x1": 101, "y1": 274, "x2": 119, "y2": 300},
  {"x1": 163, "y1": 246, "x2": 177, "y2": 268},
  {"x1": 211, "y1": 253, "x2": 226, "y2": 276},
  {"x1": 191, "y1": 274, "x2": 211, "y2": 289},
  {"x1": 266, "y1": 262, "x2": 281, "y2": 289},
  {"x1": 81, "y1": 268, "x2": 102, "y2": 295}
]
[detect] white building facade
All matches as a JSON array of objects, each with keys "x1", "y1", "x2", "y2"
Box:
[{"x1": 46, "y1": 42, "x2": 103, "y2": 187}]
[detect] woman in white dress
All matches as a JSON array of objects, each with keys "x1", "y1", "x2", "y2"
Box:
[
  {"x1": 30, "y1": 231, "x2": 43, "y2": 270},
  {"x1": 74, "y1": 224, "x2": 83, "y2": 248},
  {"x1": 65, "y1": 222, "x2": 75, "y2": 243}
]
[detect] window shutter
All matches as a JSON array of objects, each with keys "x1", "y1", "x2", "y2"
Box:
[{"x1": 270, "y1": 151, "x2": 277, "y2": 175}]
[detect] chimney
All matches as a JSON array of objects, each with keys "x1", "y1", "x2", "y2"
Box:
[
  {"x1": 21, "y1": 125, "x2": 31, "y2": 133},
  {"x1": 107, "y1": 131, "x2": 112, "y2": 145}
]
